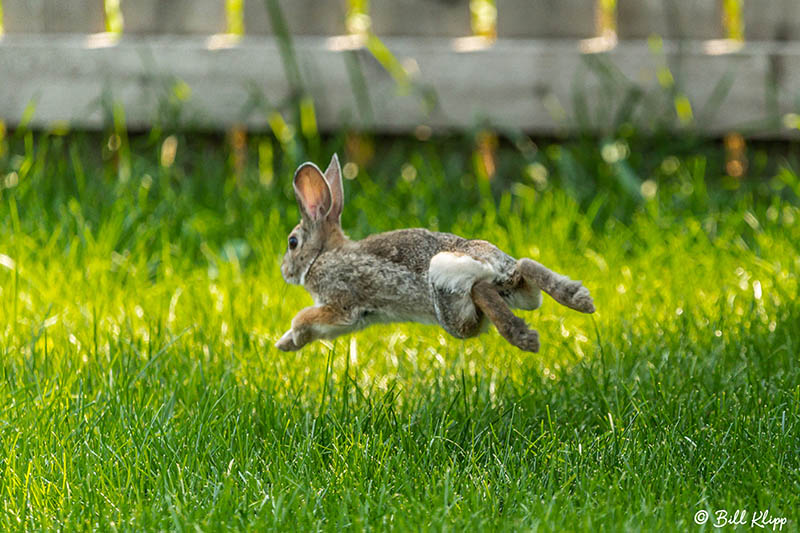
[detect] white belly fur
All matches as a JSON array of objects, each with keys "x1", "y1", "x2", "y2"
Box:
[{"x1": 505, "y1": 286, "x2": 542, "y2": 310}]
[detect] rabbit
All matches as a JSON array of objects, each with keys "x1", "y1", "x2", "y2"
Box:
[{"x1": 276, "y1": 154, "x2": 595, "y2": 353}]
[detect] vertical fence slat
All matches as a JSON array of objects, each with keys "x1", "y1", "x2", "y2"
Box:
[
  {"x1": 617, "y1": 0, "x2": 723, "y2": 40},
  {"x1": 744, "y1": 0, "x2": 800, "y2": 40},
  {"x1": 1, "y1": 0, "x2": 45, "y2": 32},
  {"x1": 370, "y1": 0, "x2": 472, "y2": 37},
  {"x1": 3, "y1": 0, "x2": 105, "y2": 33},
  {"x1": 496, "y1": 0, "x2": 596, "y2": 39},
  {"x1": 121, "y1": 0, "x2": 226, "y2": 34},
  {"x1": 245, "y1": 0, "x2": 347, "y2": 35}
]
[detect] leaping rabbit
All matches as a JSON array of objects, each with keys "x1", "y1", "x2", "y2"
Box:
[{"x1": 276, "y1": 154, "x2": 595, "y2": 353}]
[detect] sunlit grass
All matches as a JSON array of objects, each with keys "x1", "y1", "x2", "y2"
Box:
[
  {"x1": 0, "y1": 130, "x2": 798, "y2": 530},
  {"x1": 470, "y1": 0, "x2": 496, "y2": 39},
  {"x1": 722, "y1": 0, "x2": 744, "y2": 41},
  {"x1": 597, "y1": 0, "x2": 617, "y2": 38},
  {"x1": 226, "y1": 0, "x2": 244, "y2": 36},
  {"x1": 104, "y1": 0, "x2": 123, "y2": 35},
  {"x1": 346, "y1": 0, "x2": 370, "y2": 36}
]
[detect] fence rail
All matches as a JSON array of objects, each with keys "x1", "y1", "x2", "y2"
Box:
[{"x1": 0, "y1": 0, "x2": 799, "y2": 136}]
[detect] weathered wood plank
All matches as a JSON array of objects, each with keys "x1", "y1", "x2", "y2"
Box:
[
  {"x1": 743, "y1": 0, "x2": 800, "y2": 41},
  {"x1": 0, "y1": 35, "x2": 797, "y2": 137},
  {"x1": 244, "y1": 0, "x2": 347, "y2": 35},
  {"x1": 617, "y1": 0, "x2": 723, "y2": 40},
  {"x1": 496, "y1": 0, "x2": 596, "y2": 39},
  {"x1": 370, "y1": 0, "x2": 472, "y2": 37},
  {"x1": 120, "y1": 0, "x2": 226, "y2": 34},
  {"x1": 2, "y1": 0, "x2": 105, "y2": 33}
]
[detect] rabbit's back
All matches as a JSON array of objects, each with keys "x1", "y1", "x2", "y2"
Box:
[
  {"x1": 359, "y1": 228, "x2": 516, "y2": 275},
  {"x1": 358, "y1": 228, "x2": 464, "y2": 273},
  {"x1": 304, "y1": 228, "x2": 522, "y2": 328}
]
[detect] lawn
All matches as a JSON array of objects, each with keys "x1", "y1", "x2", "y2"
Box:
[{"x1": 0, "y1": 127, "x2": 798, "y2": 531}]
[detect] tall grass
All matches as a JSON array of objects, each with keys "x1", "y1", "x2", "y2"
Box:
[{"x1": 0, "y1": 125, "x2": 798, "y2": 529}]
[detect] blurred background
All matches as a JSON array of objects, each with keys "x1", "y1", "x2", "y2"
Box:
[
  {"x1": 0, "y1": 0, "x2": 799, "y2": 137},
  {"x1": 1, "y1": 3, "x2": 800, "y2": 529},
  {"x1": 1, "y1": 0, "x2": 799, "y2": 193},
  {"x1": 0, "y1": 1, "x2": 798, "y2": 207}
]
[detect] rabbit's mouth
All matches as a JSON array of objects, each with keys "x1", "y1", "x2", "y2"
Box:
[{"x1": 280, "y1": 262, "x2": 300, "y2": 285}]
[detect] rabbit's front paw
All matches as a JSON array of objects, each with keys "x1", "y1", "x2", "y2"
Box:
[{"x1": 275, "y1": 329, "x2": 300, "y2": 351}]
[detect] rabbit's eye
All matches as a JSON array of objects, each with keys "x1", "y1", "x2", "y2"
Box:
[{"x1": 288, "y1": 236, "x2": 298, "y2": 250}]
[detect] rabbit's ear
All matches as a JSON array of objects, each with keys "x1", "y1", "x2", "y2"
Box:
[
  {"x1": 293, "y1": 163, "x2": 332, "y2": 223},
  {"x1": 324, "y1": 154, "x2": 344, "y2": 225}
]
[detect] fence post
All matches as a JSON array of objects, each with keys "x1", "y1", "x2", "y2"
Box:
[
  {"x1": 743, "y1": 0, "x2": 800, "y2": 41},
  {"x1": 496, "y1": 0, "x2": 596, "y2": 38},
  {"x1": 2, "y1": 0, "x2": 105, "y2": 33},
  {"x1": 121, "y1": 0, "x2": 227, "y2": 34},
  {"x1": 616, "y1": 0, "x2": 723, "y2": 40},
  {"x1": 370, "y1": 0, "x2": 472, "y2": 37},
  {"x1": 245, "y1": 0, "x2": 347, "y2": 35}
]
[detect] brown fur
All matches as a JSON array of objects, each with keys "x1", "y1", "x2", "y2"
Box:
[
  {"x1": 517, "y1": 258, "x2": 595, "y2": 313},
  {"x1": 275, "y1": 155, "x2": 595, "y2": 353},
  {"x1": 276, "y1": 304, "x2": 355, "y2": 351},
  {"x1": 472, "y1": 281, "x2": 540, "y2": 352}
]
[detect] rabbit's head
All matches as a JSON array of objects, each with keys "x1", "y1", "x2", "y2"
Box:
[{"x1": 280, "y1": 154, "x2": 346, "y2": 285}]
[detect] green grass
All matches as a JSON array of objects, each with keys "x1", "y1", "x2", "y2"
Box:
[{"x1": 0, "y1": 128, "x2": 799, "y2": 531}]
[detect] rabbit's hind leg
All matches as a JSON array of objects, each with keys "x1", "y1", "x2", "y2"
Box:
[
  {"x1": 275, "y1": 304, "x2": 357, "y2": 351},
  {"x1": 516, "y1": 258, "x2": 595, "y2": 314},
  {"x1": 503, "y1": 274, "x2": 543, "y2": 311},
  {"x1": 471, "y1": 281, "x2": 540, "y2": 352},
  {"x1": 431, "y1": 284, "x2": 487, "y2": 339}
]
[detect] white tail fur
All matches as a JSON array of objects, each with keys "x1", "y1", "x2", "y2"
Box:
[{"x1": 428, "y1": 252, "x2": 498, "y2": 293}]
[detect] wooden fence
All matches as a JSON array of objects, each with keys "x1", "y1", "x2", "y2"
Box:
[{"x1": 0, "y1": 0, "x2": 799, "y2": 136}]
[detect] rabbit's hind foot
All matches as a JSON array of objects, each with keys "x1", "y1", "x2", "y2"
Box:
[
  {"x1": 516, "y1": 258, "x2": 595, "y2": 314},
  {"x1": 472, "y1": 280, "x2": 540, "y2": 353}
]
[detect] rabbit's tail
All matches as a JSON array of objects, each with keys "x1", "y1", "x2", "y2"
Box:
[{"x1": 516, "y1": 258, "x2": 595, "y2": 314}]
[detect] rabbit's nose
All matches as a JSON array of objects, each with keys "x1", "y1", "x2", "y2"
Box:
[{"x1": 280, "y1": 263, "x2": 292, "y2": 281}]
